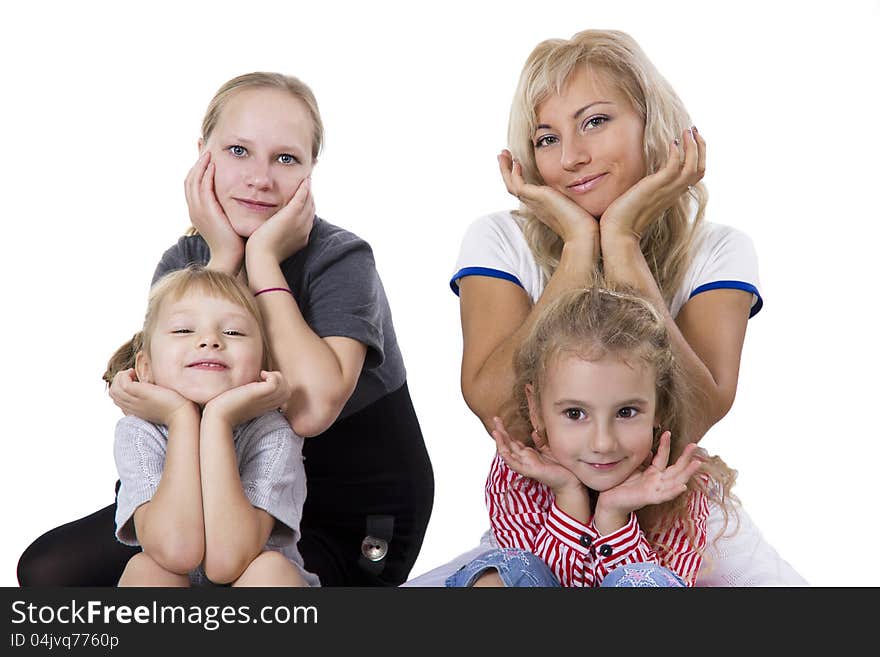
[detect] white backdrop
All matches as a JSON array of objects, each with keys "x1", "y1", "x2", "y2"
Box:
[{"x1": 1, "y1": 0, "x2": 877, "y2": 587}]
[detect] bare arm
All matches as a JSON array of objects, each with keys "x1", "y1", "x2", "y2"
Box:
[
  {"x1": 132, "y1": 405, "x2": 205, "y2": 575},
  {"x1": 599, "y1": 128, "x2": 750, "y2": 439},
  {"x1": 198, "y1": 410, "x2": 275, "y2": 584},
  {"x1": 460, "y1": 238, "x2": 596, "y2": 436},
  {"x1": 244, "y1": 251, "x2": 367, "y2": 437},
  {"x1": 461, "y1": 153, "x2": 603, "y2": 436},
  {"x1": 243, "y1": 179, "x2": 366, "y2": 437},
  {"x1": 197, "y1": 372, "x2": 292, "y2": 583}
]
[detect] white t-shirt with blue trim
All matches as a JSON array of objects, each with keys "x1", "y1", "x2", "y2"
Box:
[{"x1": 450, "y1": 210, "x2": 763, "y2": 319}]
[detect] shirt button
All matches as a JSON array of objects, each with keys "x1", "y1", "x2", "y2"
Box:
[
  {"x1": 361, "y1": 536, "x2": 388, "y2": 562},
  {"x1": 579, "y1": 534, "x2": 592, "y2": 547},
  {"x1": 598, "y1": 545, "x2": 613, "y2": 557}
]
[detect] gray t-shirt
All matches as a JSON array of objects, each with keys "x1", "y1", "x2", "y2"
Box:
[
  {"x1": 152, "y1": 217, "x2": 406, "y2": 419},
  {"x1": 113, "y1": 410, "x2": 319, "y2": 587}
]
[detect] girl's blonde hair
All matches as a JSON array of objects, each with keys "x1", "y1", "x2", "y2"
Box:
[
  {"x1": 508, "y1": 29, "x2": 707, "y2": 305},
  {"x1": 104, "y1": 266, "x2": 270, "y2": 384},
  {"x1": 507, "y1": 286, "x2": 737, "y2": 551}
]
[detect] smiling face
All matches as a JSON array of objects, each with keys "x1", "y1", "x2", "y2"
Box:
[
  {"x1": 203, "y1": 86, "x2": 315, "y2": 238},
  {"x1": 527, "y1": 351, "x2": 657, "y2": 491},
  {"x1": 532, "y1": 66, "x2": 647, "y2": 218},
  {"x1": 136, "y1": 291, "x2": 264, "y2": 405}
]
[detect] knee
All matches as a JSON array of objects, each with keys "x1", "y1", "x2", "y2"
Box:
[
  {"x1": 601, "y1": 563, "x2": 686, "y2": 588},
  {"x1": 234, "y1": 551, "x2": 305, "y2": 587},
  {"x1": 445, "y1": 548, "x2": 559, "y2": 588},
  {"x1": 18, "y1": 537, "x2": 63, "y2": 586}
]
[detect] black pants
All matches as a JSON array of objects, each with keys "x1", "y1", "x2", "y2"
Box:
[{"x1": 17, "y1": 382, "x2": 434, "y2": 587}]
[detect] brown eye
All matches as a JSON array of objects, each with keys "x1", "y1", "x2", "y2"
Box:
[
  {"x1": 564, "y1": 408, "x2": 585, "y2": 421},
  {"x1": 617, "y1": 407, "x2": 639, "y2": 419}
]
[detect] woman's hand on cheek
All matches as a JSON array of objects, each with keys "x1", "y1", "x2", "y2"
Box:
[
  {"x1": 246, "y1": 177, "x2": 314, "y2": 264},
  {"x1": 109, "y1": 369, "x2": 198, "y2": 427},
  {"x1": 185, "y1": 150, "x2": 245, "y2": 274},
  {"x1": 498, "y1": 150, "x2": 599, "y2": 246},
  {"x1": 202, "y1": 370, "x2": 291, "y2": 429},
  {"x1": 492, "y1": 417, "x2": 582, "y2": 494},
  {"x1": 600, "y1": 127, "x2": 705, "y2": 244}
]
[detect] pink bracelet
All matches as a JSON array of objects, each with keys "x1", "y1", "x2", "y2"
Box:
[{"x1": 254, "y1": 287, "x2": 293, "y2": 297}]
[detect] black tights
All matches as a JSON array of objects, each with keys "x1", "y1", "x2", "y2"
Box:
[{"x1": 18, "y1": 382, "x2": 434, "y2": 587}]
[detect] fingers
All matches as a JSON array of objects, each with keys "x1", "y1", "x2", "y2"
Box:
[
  {"x1": 185, "y1": 151, "x2": 210, "y2": 212},
  {"x1": 201, "y1": 161, "x2": 224, "y2": 216},
  {"x1": 497, "y1": 150, "x2": 518, "y2": 197},
  {"x1": 680, "y1": 127, "x2": 703, "y2": 187},
  {"x1": 651, "y1": 431, "x2": 672, "y2": 470},
  {"x1": 693, "y1": 126, "x2": 706, "y2": 180}
]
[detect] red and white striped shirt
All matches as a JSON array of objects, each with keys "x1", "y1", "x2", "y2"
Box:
[{"x1": 486, "y1": 454, "x2": 710, "y2": 587}]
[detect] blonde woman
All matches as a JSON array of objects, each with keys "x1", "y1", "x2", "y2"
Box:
[
  {"x1": 411, "y1": 29, "x2": 803, "y2": 586},
  {"x1": 18, "y1": 72, "x2": 434, "y2": 587}
]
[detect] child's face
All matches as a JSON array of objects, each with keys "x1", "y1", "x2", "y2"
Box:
[
  {"x1": 203, "y1": 86, "x2": 315, "y2": 238},
  {"x1": 528, "y1": 352, "x2": 657, "y2": 491},
  {"x1": 136, "y1": 291, "x2": 264, "y2": 405}
]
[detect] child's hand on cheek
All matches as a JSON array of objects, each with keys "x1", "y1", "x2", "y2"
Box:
[
  {"x1": 492, "y1": 417, "x2": 582, "y2": 494},
  {"x1": 593, "y1": 432, "x2": 702, "y2": 534},
  {"x1": 109, "y1": 369, "x2": 198, "y2": 427},
  {"x1": 247, "y1": 176, "x2": 314, "y2": 264},
  {"x1": 202, "y1": 370, "x2": 291, "y2": 429}
]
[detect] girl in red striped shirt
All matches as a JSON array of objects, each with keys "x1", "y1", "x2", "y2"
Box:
[{"x1": 446, "y1": 286, "x2": 738, "y2": 587}]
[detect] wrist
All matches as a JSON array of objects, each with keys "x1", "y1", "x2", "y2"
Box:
[
  {"x1": 207, "y1": 248, "x2": 244, "y2": 276},
  {"x1": 559, "y1": 238, "x2": 599, "y2": 277},
  {"x1": 200, "y1": 403, "x2": 236, "y2": 432},
  {"x1": 166, "y1": 402, "x2": 201, "y2": 432},
  {"x1": 593, "y1": 501, "x2": 630, "y2": 536}
]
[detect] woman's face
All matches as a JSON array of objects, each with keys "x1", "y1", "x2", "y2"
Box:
[
  {"x1": 204, "y1": 87, "x2": 315, "y2": 238},
  {"x1": 532, "y1": 66, "x2": 647, "y2": 218}
]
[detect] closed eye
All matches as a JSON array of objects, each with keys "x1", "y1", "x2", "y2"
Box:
[
  {"x1": 223, "y1": 330, "x2": 246, "y2": 336},
  {"x1": 171, "y1": 328, "x2": 193, "y2": 334}
]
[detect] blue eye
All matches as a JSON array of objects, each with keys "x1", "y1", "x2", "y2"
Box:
[
  {"x1": 617, "y1": 406, "x2": 639, "y2": 419},
  {"x1": 277, "y1": 153, "x2": 298, "y2": 165},
  {"x1": 228, "y1": 145, "x2": 247, "y2": 157}
]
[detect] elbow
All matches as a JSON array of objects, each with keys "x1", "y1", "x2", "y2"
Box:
[
  {"x1": 203, "y1": 549, "x2": 250, "y2": 585},
  {"x1": 693, "y1": 385, "x2": 737, "y2": 440},
  {"x1": 461, "y1": 378, "x2": 497, "y2": 433},
  {"x1": 288, "y1": 398, "x2": 346, "y2": 437},
  {"x1": 149, "y1": 536, "x2": 204, "y2": 576}
]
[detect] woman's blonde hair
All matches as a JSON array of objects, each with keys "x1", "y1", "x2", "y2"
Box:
[
  {"x1": 507, "y1": 286, "x2": 737, "y2": 551},
  {"x1": 508, "y1": 29, "x2": 707, "y2": 305},
  {"x1": 201, "y1": 71, "x2": 324, "y2": 162},
  {"x1": 104, "y1": 266, "x2": 270, "y2": 384}
]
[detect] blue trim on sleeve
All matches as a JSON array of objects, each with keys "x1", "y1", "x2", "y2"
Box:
[
  {"x1": 449, "y1": 267, "x2": 525, "y2": 296},
  {"x1": 689, "y1": 280, "x2": 764, "y2": 318}
]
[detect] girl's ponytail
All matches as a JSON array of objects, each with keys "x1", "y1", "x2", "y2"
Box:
[{"x1": 103, "y1": 332, "x2": 144, "y2": 385}]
